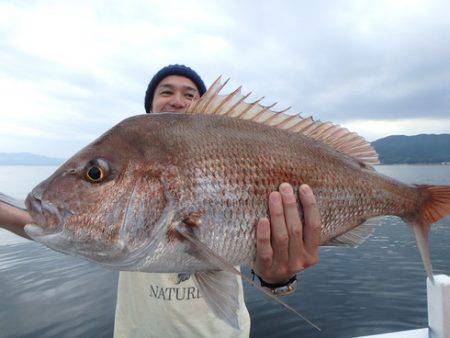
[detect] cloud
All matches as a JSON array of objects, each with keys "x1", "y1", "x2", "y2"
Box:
[{"x1": 0, "y1": 0, "x2": 449, "y2": 157}]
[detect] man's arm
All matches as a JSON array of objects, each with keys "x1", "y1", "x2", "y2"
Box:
[
  {"x1": 0, "y1": 201, "x2": 33, "y2": 240},
  {"x1": 255, "y1": 183, "x2": 321, "y2": 284}
]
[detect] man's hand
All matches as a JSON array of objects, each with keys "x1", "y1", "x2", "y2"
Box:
[
  {"x1": 0, "y1": 202, "x2": 33, "y2": 240},
  {"x1": 254, "y1": 183, "x2": 321, "y2": 284}
]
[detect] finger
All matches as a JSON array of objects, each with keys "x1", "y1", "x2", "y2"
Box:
[
  {"x1": 279, "y1": 183, "x2": 304, "y2": 268},
  {"x1": 268, "y1": 191, "x2": 289, "y2": 267},
  {"x1": 300, "y1": 184, "x2": 321, "y2": 258},
  {"x1": 255, "y1": 217, "x2": 273, "y2": 271}
]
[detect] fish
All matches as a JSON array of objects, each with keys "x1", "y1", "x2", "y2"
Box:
[{"x1": 23, "y1": 77, "x2": 450, "y2": 330}]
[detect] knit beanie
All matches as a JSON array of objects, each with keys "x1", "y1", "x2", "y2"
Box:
[{"x1": 144, "y1": 64, "x2": 206, "y2": 113}]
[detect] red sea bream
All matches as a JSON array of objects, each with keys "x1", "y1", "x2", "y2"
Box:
[{"x1": 23, "y1": 78, "x2": 450, "y2": 329}]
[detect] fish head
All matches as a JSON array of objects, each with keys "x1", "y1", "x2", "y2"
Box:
[{"x1": 24, "y1": 117, "x2": 169, "y2": 268}]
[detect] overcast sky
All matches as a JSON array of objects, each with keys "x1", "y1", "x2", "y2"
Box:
[{"x1": 0, "y1": 0, "x2": 449, "y2": 158}]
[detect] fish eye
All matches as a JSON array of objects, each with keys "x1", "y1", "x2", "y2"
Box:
[
  {"x1": 84, "y1": 158, "x2": 110, "y2": 183},
  {"x1": 87, "y1": 166, "x2": 103, "y2": 182}
]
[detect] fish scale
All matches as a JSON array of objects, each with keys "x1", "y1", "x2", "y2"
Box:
[{"x1": 157, "y1": 116, "x2": 407, "y2": 265}]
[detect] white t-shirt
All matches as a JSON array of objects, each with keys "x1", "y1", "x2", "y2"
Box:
[{"x1": 114, "y1": 271, "x2": 251, "y2": 338}]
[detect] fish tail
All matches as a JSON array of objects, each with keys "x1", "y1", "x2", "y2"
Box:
[
  {"x1": 403, "y1": 185, "x2": 450, "y2": 283},
  {"x1": 417, "y1": 185, "x2": 450, "y2": 225}
]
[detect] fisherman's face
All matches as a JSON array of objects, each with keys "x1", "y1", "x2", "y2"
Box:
[{"x1": 151, "y1": 75, "x2": 200, "y2": 113}]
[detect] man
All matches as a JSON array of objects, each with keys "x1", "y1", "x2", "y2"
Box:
[
  {"x1": 114, "y1": 65, "x2": 321, "y2": 337},
  {"x1": 0, "y1": 65, "x2": 321, "y2": 337}
]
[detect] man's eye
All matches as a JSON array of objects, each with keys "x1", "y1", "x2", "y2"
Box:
[
  {"x1": 161, "y1": 91, "x2": 172, "y2": 96},
  {"x1": 185, "y1": 93, "x2": 195, "y2": 99}
]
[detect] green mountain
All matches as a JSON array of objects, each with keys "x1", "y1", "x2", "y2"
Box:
[
  {"x1": 0, "y1": 152, "x2": 65, "y2": 165},
  {"x1": 372, "y1": 134, "x2": 450, "y2": 164}
]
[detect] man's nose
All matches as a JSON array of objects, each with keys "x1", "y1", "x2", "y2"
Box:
[{"x1": 170, "y1": 94, "x2": 186, "y2": 108}]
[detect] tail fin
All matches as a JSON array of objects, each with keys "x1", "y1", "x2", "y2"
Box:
[
  {"x1": 0, "y1": 192, "x2": 26, "y2": 210},
  {"x1": 404, "y1": 185, "x2": 450, "y2": 283},
  {"x1": 417, "y1": 185, "x2": 450, "y2": 224}
]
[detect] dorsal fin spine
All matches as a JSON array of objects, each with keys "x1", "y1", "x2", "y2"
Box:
[
  {"x1": 274, "y1": 113, "x2": 300, "y2": 129},
  {"x1": 191, "y1": 75, "x2": 222, "y2": 114},
  {"x1": 288, "y1": 117, "x2": 314, "y2": 132},
  {"x1": 326, "y1": 128, "x2": 349, "y2": 140},
  {"x1": 308, "y1": 123, "x2": 334, "y2": 137},
  {"x1": 212, "y1": 86, "x2": 241, "y2": 115},
  {"x1": 265, "y1": 108, "x2": 293, "y2": 126},
  {"x1": 202, "y1": 78, "x2": 230, "y2": 114},
  {"x1": 189, "y1": 76, "x2": 379, "y2": 166},
  {"x1": 299, "y1": 121, "x2": 320, "y2": 134},
  {"x1": 262, "y1": 110, "x2": 285, "y2": 125},
  {"x1": 237, "y1": 97, "x2": 264, "y2": 119},
  {"x1": 251, "y1": 102, "x2": 278, "y2": 122},
  {"x1": 320, "y1": 126, "x2": 344, "y2": 142},
  {"x1": 224, "y1": 91, "x2": 251, "y2": 116}
]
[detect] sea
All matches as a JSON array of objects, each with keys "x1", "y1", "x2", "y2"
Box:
[{"x1": 0, "y1": 164, "x2": 449, "y2": 338}]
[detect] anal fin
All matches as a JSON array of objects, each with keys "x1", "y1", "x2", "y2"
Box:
[{"x1": 327, "y1": 218, "x2": 380, "y2": 247}]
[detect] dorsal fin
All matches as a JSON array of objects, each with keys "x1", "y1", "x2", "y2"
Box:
[{"x1": 187, "y1": 76, "x2": 379, "y2": 166}]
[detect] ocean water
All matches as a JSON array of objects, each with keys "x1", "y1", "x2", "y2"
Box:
[{"x1": 0, "y1": 164, "x2": 449, "y2": 337}]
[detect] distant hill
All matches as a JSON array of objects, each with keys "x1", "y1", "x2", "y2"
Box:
[
  {"x1": 0, "y1": 152, "x2": 65, "y2": 165},
  {"x1": 372, "y1": 134, "x2": 450, "y2": 164}
]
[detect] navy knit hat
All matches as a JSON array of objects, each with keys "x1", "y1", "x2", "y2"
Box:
[{"x1": 144, "y1": 64, "x2": 206, "y2": 113}]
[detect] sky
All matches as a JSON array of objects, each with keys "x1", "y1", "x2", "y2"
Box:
[{"x1": 0, "y1": 0, "x2": 449, "y2": 158}]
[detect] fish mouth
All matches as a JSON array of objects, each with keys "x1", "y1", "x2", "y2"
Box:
[
  {"x1": 25, "y1": 194, "x2": 73, "y2": 234},
  {"x1": 25, "y1": 192, "x2": 70, "y2": 245},
  {"x1": 24, "y1": 194, "x2": 127, "y2": 264}
]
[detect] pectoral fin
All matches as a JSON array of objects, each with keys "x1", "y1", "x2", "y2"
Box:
[
  {"x1": 176, "y1": 225, "x2": 321, "y2": 332},
  {"x1": 193, "y1": 271, "x2": 241, "y2": 329}
]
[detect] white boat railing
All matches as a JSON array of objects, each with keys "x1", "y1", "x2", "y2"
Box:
[{"x1": 428, "y1": 274, "x2": 450, "y2": 338}]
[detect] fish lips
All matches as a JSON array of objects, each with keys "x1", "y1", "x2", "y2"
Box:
[{"x1": 24, "y1": 193, "x2": 74, "y2": 237}]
